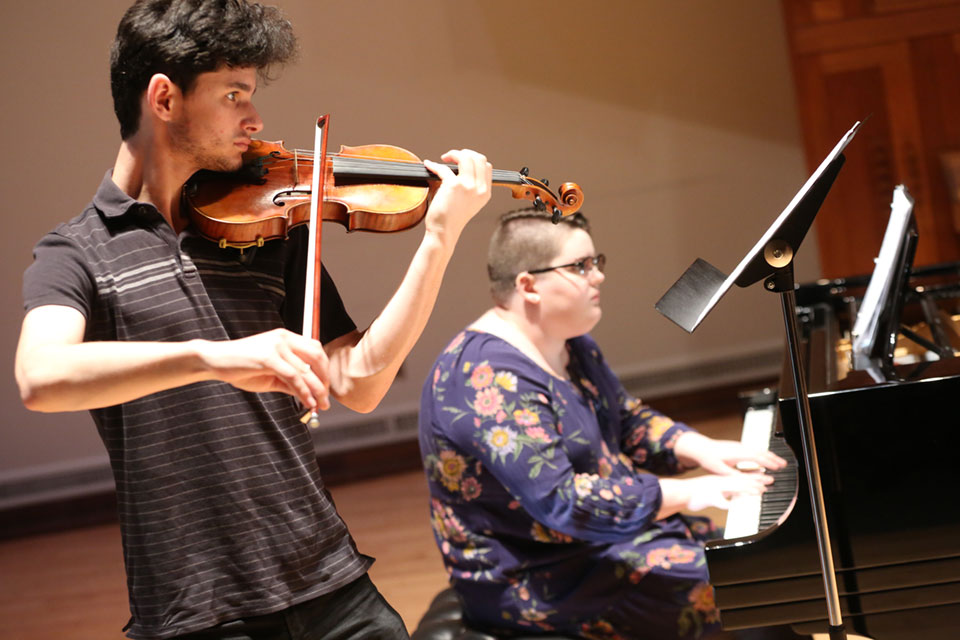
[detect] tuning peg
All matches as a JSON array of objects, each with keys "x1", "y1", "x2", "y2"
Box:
[
  {"x1": 533, "y1": 195, "x2": 545, "y2": 211},
  {"x1": 540, "y1": 178, "x2": 549, "y2": 187},
  {"x1": 519, "y1": 166, "x2": 529, "y2": 176},
  {"x1": 552, "y1": 207, "x2": 562, "y2": 224}
]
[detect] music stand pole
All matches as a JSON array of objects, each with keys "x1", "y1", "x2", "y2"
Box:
[
  {"x1": 766, "y1": 260, "x2": 846, "y2": 640},
  {"x1": 654, "y1": 121, "x2": 862, "y2": 639}
]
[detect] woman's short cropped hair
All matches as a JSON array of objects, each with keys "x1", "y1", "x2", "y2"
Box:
[{"x1": 487, "y1": 209, "x2": 591, "y2": 305}]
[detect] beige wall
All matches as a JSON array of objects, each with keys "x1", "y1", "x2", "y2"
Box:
[{"x1": 0, "y1": 1, "x2": 820, "y2": 486}]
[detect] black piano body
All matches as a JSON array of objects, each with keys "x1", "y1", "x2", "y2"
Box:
[{"x1": 705, "y1": 264, "x2": 960, "y2": 639}]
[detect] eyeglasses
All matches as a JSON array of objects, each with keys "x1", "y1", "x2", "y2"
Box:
[{"x1": 528, "y1": 254, "x2": 606, "y2": 276}]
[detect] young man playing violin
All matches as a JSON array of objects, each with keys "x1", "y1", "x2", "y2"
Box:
[{"x1": 14, "y1": 1, "x2": 491, "y2": 638}]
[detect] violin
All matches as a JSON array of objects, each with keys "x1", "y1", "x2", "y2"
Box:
[
  {"x1": 182, "y1": 138, "x2": 584, "y2": 249},
  {"x1": 181, "y1": 116, "x2": 583, "y2": 427}
]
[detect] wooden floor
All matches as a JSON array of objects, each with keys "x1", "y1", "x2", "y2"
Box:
[
  {"x1": 0, "y1": 414, "x2": 743, "y2": 639},
  {"x1": 0, "y1": 470, "x2": 449, "y2": 639}
]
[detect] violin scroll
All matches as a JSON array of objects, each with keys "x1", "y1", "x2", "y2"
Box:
[{"x1": 511, "y1": 176, "x2": 584, "y2": 223}]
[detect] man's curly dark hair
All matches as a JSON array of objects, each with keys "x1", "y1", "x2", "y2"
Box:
[{"x1": 110, "y1": 0, "x2": 297, "y2": 139}]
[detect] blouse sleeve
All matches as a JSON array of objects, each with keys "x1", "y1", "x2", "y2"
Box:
[
  {"x1": 572, "y1": 335, "x2": 696, "y2": 476},
  {"x1": 440, "y1": 345, "x2": 665, "y2": 544},
  {"x1": 618, "y1": 391, "x2": 697, "y2": 476}
]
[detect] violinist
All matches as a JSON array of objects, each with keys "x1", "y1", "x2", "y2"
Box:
[{"x1": 14, "y1": 1, "x2": 490, "y2": 639}]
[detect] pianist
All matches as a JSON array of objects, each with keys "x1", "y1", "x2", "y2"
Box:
[{"x1": 418, "y1": 209, "x2": 786, "y2": 639}]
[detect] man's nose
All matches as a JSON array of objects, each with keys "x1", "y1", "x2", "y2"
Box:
[{"x1": 244, "y1": 104, "x2": 263, "y2": 134}]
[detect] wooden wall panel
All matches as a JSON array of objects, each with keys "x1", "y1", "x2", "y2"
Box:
[
  {"x1": 783, "y1": 0, "x2": 960, "y2": 277},
  {"x1": 912, "y1": 34, "x2": 960, "y2": 240},
  {"x1": 817, "y1": 67, "x2": 895, "y2": 277}
]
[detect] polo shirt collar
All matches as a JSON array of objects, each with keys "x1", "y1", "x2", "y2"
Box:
[{"x1": 92, "y1": 169, "x2": 159, "y2": 219}]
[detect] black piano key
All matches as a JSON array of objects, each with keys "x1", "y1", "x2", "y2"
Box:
[{"x1": 755, "y1": 432, "x2": 798, "y2": 533}]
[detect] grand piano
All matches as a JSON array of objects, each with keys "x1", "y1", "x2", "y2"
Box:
[{"x1": 706, "y1": 189, "x2": 960, "y2": 638}]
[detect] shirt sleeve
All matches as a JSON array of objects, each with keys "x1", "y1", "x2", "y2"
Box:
[
  {"x1": 440, "y1": 345, "x2": 665, "y2": 544},
  {"x1": 22, "y1": 231, "x2": 96, "y2": 318}
]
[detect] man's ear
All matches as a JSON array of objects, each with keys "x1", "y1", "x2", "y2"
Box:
[
  {"x1": 144, "y1": 73, "x2": 181, "y2": 124},
  {"x1": 516, "y1": 272, "x2": 540, "y2": 304}
]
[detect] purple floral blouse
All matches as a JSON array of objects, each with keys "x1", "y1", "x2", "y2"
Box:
[{"x1": 419, "y1": 330, "x2": 723, "y2": 639}]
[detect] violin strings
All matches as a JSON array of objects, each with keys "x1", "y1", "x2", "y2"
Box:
[
  {"x1": 259, "y1": 152, "x2": 525, "y2": 184},
  {"x1": 294, "y1": 150, "x2": 521, "y2": 181}
]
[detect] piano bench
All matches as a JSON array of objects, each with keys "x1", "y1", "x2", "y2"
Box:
[{"x1": 410, "y1": 588, "x2": 578, "y2": 640}]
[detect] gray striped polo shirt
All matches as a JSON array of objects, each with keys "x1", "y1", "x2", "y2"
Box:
[{"x1": 22, "y1": 172, "x2": 372, "y2": 639}]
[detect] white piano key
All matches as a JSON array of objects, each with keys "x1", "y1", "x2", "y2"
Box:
[
  {"x1": 723, "y1": 404, "x2": 776, "y2": 539},
  {"x1": 725, "y1": 494, "x2": 762, "y2": 539}
]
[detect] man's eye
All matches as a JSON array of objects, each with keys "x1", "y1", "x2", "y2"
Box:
[{"x1": 227, "y1": 92, "x2": 237, "y2": 101}]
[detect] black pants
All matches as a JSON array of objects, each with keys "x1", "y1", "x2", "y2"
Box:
[{"x1": 173, "y1": 574, "x2": 410, "y2": 640}]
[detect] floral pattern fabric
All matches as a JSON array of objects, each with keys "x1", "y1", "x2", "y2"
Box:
[{"x1": 419, "y1": 330, "x2": 723, "y2": 639}]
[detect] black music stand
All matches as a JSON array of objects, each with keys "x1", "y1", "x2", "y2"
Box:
[{"x1": 656, "y1": 122, "x2": 861, "y2": 640}]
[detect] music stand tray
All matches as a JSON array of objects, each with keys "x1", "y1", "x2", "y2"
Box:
[{"x1": 656, "y1": 122, "x2": 859, "y2": 333}]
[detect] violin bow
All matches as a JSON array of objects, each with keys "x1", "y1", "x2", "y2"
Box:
[{"x1": 301, "y1": 114, "x2": 330, "y2": 428}]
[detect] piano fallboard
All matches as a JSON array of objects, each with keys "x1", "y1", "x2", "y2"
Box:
[{"x1": 705, "y1": 357, "x2": 960, "y2": 638}]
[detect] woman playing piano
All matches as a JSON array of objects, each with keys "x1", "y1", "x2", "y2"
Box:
[{"x1": 418, "y1": 209, "x2": 786, "y2": 639}]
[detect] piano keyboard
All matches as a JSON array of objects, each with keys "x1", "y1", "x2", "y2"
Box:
[{"x1": 723, "y1": 400, "x2": 798, "y2": 539}]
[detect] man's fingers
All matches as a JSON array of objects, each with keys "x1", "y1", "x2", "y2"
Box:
[
  {"x1": 272, "y1": 348, "x2": 319, "y2": 410},
  {"x1": 293, "y1": 343, "x2": 331, "y2": 411},
  {"x1": 424, "y1": 157, "x2": 455, "y2": 181},
  {"x1": 268, "y1": 334, "x2": 331, "y2": 411},
  {"x1": 435, "y1": 149, "x2": 491, "y2": 190}
]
